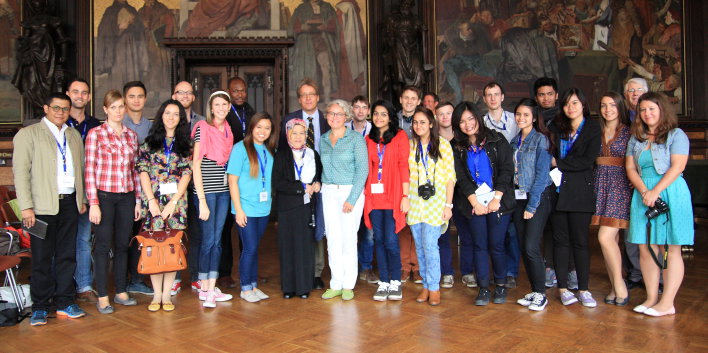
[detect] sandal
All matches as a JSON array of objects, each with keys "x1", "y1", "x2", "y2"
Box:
[
  {"x1": 148, "y1": 302, "x2": 161, "y2": 312},
  {"x1": 162, "y1": 301, "x2": 175, "y2": 312}
]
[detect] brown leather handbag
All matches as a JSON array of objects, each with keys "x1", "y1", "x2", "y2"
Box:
[{"x1": 132, "y1": 226, "x2": 188, "y2": 275}]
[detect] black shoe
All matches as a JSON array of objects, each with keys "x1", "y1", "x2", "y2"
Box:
[
  {"x1": 313, "y1": 277, "x2": 325, "y2": 290},
  {"x1": 475, "y1": 288, "x2": 491, "y2": 306},
  {"x1": 493, "y1": 285, "x2": 507, "y2": 304},
  {"x1": 283, "y1": 292, "x2": 294, "y2": 299},
  {"x1": 625, "y1": 279, "x2": 643, "y2": 290},
  {"x1": 505, "y1": 276, "x2": 517, "y2": 289},
  {"x1": 299, "y1": 293, "x2": 309, "y2": 299}
]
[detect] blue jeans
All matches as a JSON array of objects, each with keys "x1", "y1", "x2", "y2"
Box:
[
  {"x1": 410, "y1": 223, "x2": 441, "y2": 291},
  {"x1": 453, "y1": 210, "x2": 475, "y2": 276},
  {"x1": 238, "y1": 216, "x2": 269, "y2": 291},
  {"x1": 469, "y1": 212, "x2": 511, "y2": 288},
  {"x1": 196, "y1": 191, "x2": 230, "y2": 280},
  {"x1": 74, "y1": 211, "x2": 93, "y2": 292},
  {"x1": 438, "y1": 224, "x2": 454, "y2": 276},
  {"x1": 370, "y1": 210, "x2": 401, "y2": 283},
  {"x1": 505, "y1": 223, "x2": 520, "y2": 277},
  {"x1": 358, "y1": 220, "x2": 374, "y2": 271}
]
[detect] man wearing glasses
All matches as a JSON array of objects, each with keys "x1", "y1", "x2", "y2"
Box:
[
  {"x1": 281, "y1": 78, "x2": 330, "y2": 290},
  {"x1": 624, "y1": 78, "x2": 648, "y2": 122},
  {"x1": 172, "y1": 81, "x2": 205, "y2": 130},
  {"x1": 14, "y1": 93, "x2": 88, "y2": 325}
]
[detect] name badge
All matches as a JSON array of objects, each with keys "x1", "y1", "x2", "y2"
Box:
[
  {"x1": 223, "y1": 174, "x2": 228, "y2": 186},
  {"x1": 259, "y1": 191, "x2": 268, "y2": 202},
  {"x1": 371, "y1": 183, "x2": 384, "y2": 194},
  {"x1": 515, "y1": 189, "x2": 527, "y2": 200},
  {"x1": 59, "y1": 174, "x2": 75, "y2": 188},
  {"x1": 159, "y1": 182, "x2": 178, "y2": 195},
  {"x1": 303, "y1": 193, "x2": 311, "y2": 204}
]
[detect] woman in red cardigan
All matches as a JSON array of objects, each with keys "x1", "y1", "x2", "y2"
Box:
[{"x1": 363, "y1": 100, "x2": 410, "y2": 302}]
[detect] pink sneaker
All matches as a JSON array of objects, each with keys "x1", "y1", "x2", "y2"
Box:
[
  {"x1": 212, "y1": 287, "x2": 233, "y2": 302},
  {"x1": 203, "y1": 291, "x2": 216, "y2": 308},
  {"x1": 198, "y1": 290, "x2": 208, "y2": 301}
]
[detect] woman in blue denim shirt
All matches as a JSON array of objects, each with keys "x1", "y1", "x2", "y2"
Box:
[
  {"x1": 625, "y1": 92, "x2": 692, "y2": 317},
  {"x1": 511, "y1": 99, "x2": 554, "y2": 311}
]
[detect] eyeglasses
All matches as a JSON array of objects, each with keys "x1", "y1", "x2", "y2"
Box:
[
  {"x1": 326, "y1": 112, "x2": 347, "y2": 119},
  {"x1": 49, "y1": 106, "x2": 70, "y2": 113},
  {"x1": 626, "y1": 88, "x2": 646, "y2": 93},
  {"x1": 174, "y1": 90, "x2": 194, "y2": 96}
]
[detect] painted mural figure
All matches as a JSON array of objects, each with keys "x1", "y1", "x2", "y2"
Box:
[
  {"x1": 440, "y1": 20, "x2": 492, "y2": 103},
  {"x1": 12, "y1": 0, "x2": 68, "y2": 116},
  {"x1": 183, "y1": 0, "x2": 259, "y2": 37},
  {"x1": 139, "y1": 0, "x2": 176, "y2": 101},
  {"x1": 288, "y1": 0, "x2": 339, "y2": 103},
  {"x1": 383, "y1": 0, "x2": 424, "y2": 95},
  {"x1": 95, "y1": 0, "x2": 148, "y2": 95},
  {"x1": 334, "y1": 0, "x2": 366, "y2": 100}
]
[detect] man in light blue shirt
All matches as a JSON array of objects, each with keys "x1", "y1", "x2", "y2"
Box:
[
  {"x1": 397, "y1": 85, "x2": 422, "y2": 139},
  {"x1": 482, "y1": 81, "x2": 519, "y2": 144},
  {"x1": 122, "y1": 81, "x2": 153, "y2": 145}
]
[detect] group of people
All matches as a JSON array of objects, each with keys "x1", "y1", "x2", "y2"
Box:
[{"x1": 14, "y1": 74, "x2": 693, "y2": 327}]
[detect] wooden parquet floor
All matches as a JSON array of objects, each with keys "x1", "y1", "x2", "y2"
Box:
[{"x1": 2, "y1": 223, "x2": 708, "y2": 353}]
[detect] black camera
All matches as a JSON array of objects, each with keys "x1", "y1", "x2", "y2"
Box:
[
  {"x1": 418, "y1": 183, "x2": 436, "y2": 200},
  {"x1": 645, "y1": 197, "x2": 669, "y2": 220}
]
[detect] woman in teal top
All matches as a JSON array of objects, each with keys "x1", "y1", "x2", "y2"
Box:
[
  {"x1": 226, "y1": 113, "x2": 277, "y2": 303},
  {"x1": 319, "y1": 99, "x2": 369, "y2": 301},
  {"x1": 626, "y1": 92, "x2": 692, "y2": 317}
]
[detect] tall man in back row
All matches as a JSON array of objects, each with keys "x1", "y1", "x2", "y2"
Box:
[
  {"x1": 281, "y1": 78, "x2": 330, "y2": 290},
  {"x1": 14, "y1": 93, "x2": 88, "y2": 325}
]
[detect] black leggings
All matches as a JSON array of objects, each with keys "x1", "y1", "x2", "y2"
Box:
[
  {"x1": 514, "y1": 187, "x2": 555, "y2": 293},
  {"x1": 550, "y1": 210, "x2": 593, "y2": 291},
  {"x1": 94, "y1": 191, "x2": 134, "y2": 297}
]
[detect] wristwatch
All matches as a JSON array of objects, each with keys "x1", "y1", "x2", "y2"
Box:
[
  {"x1": 493, "y1": 194, "x2": 502, "y2": 200},
  {"x1": 444, "y1": 203, "x2": 453, "y2": 209}
]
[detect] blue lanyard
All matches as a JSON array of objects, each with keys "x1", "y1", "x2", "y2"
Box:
[
  {"x1": 293, "y1": 149, "x2": 307, "y2": 189},
  {"x1": 486, "y1": 114, "x2": 506, "y2": 131},
  {"x1": 231, "y1": 105, "x2": 246, "y2": 132},
  {"x1": 69, "y1": 119, "x2": 89, "y2": 140},
  {"x1": 164, "y1": 138, "x2": 174, "y2": 172},
  {"x1": 351, "y1": 123, "x2": 366, "y2": 136},
  {"x1": 55, "y1": 133, "x2": 67, "y2": 173},
  {"x1": 377, "y1": 142, "x2": 386, "y2": 182},
  {"x1": 256, "y1": 148, "x2": 268, "y2": 190},
  {"x1": 418, "y1": 142, "x2": 431, "y2": 183},
  {"x1": 561, "y1": 118, "x2": 586, "y2": 159}
]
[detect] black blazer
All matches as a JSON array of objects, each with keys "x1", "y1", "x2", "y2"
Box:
[
  {"x1": 225, "y1": 102, "x2": 255, "y2": 144},
  {"x1": 272, "y1": 147, "x2": 323, "y2": 212},
  {"x1": 279, "y1": 109, "x2": 330, "y2": 151},
  {"x1": 549, "y1": 118, "x2": 601, "y2": 213},
  {"x1": 453, "y1": 130, "x2": 516, "y2": 218}
]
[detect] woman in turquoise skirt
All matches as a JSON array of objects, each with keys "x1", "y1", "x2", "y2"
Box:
[{"x1": 626, "y1": 92, "x2": 693, "y2": 317}]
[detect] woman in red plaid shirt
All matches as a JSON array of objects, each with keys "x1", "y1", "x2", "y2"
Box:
[{"x1": 85, "y1": 90, "x2": 143, "y2": 314}]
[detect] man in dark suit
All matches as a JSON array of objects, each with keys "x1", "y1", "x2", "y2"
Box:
[
  {"x1": 219, "y1": 76, "x2": 256, "y2": 289},
  {"x1": 280, "y1": 78, "x2": 330, "y2": 290}
]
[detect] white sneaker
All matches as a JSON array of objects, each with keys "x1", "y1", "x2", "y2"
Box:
[
  {"x1": 441, "y1": 275, "x2": 454, "y2": 288},
  {"x1": 373, "y1": 282, "x2": 389, "y2": 301},
  {"x1": 240, "y1": 290, "x2": 261, "y2": 303},
  {"x1": 517, "y1": 292, "x2": 536, "y2": 307},
  {"x1": 529, "y1": 293, "x2": 548, "y2": 311},
  {"x1": 253, "y1": 288, "x2": 270, "y2": 300},
  {"x1": 387, "y1": 280, "x2": 403, "y2": 301}
]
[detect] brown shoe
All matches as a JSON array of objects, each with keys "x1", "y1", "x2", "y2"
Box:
[
  {"x1": 401, "y1": 271, "x2": 411, "y2": 283},
  {"x1": 217, "y1": 276, "x2": 237, "y2": 289},
  {"x1": 364, "y1": 269, "x2": 379, "y2": 284},
  {"x1": 413, "y1": 271, "x2": 423, "y2": 284},
  {"x1": 416, "y1": 289, "x2": 429, "y2": 303},
  {"x1": 429, "y1": 290, "x2": 441, "y2": 306},
  {"x1": 76, "y1": 290, "x2": 98, "y2": 303}
]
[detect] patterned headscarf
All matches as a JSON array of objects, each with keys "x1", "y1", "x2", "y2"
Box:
[{"x1": 285, "y1": 118, "x2": 308, "y2": 151}]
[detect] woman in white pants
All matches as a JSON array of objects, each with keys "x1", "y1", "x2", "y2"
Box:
[{"x1": 319, "y1": 99, "x2": 369, "y2": 301}]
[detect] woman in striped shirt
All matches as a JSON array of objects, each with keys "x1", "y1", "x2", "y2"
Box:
[
  {"x1": 85, "y1": 90, "x2": 142, "y2": 314},
  {"x1": 191, "y1": 91, "x2": 234, "y2": 308}
]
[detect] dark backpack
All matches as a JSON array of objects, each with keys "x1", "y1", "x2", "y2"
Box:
[{"x1": 0, "y1": 228, "x2": 21, "y2": 256}]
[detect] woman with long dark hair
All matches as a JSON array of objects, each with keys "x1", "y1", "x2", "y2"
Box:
[
  {"x1": 227, "y1": 112, "x2": 277, "y2": 303},
  {"x1": 592, "y1": 92, "x2": 633, "y2": 306},
  {"x1": 407, "y1": 107, "x2": 455, "y2": 306},
  {"x1": 363, "y1": 100, "x2": 410, "y2": 301},
  {"x1": 192, "y1": 90, "x2": 234, "y2": 308},
  {"x1": 85, "y1": 90, "x2": 142, "y2": 314},
  {"x1": 137, "y1": 99, "x2": 192, "y2": 311},
  {"x1": 626, "y1": 92, "x2": 692, "y2": 316},
  {"x1": 510, "y1": 99, "x2": 554, "y2": 311},
  {"x1": 451, "y1": 101, "x2": 515, "y2": 306},
  {"x1": 548, "y1": 88, "x2": 601, "y2": 307}
]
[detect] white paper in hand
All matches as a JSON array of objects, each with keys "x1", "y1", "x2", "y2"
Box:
[
  {"x1": 475, "y1": 183, "x2": 494, "y2": 206},
  {"x1": 549, "y1": 168, "x2": 562, "y2": 187}
]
